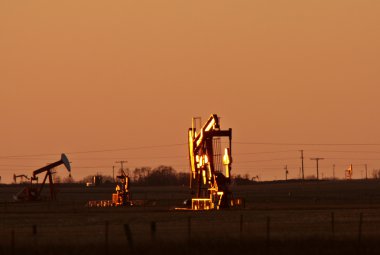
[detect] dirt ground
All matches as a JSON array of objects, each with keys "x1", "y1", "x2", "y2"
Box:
[{"x1": 1, "y1": 180, "x2": 380, "y2": 254}]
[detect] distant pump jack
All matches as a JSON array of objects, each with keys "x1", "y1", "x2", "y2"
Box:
[
  {"x1": 87, "y1": 169, "x2": 133, "y2": 207},
  {"x1": 345, "y1": 164, "x2": 353, "y2": 180},
  {"x1": 13, "y1": 154, "x2": 71, "y2": 201},
  {"x1": 13, "y1": 174, "x2": 30, "y2": 184}
]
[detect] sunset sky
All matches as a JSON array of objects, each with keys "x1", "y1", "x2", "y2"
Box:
[{"x1": 1, "y1": 0, "x2": 380, "y2": 183}]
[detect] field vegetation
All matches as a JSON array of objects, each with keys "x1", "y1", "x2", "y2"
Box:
[{"x1": 1, "y1": 179, "x2": 380, "y2": 254}]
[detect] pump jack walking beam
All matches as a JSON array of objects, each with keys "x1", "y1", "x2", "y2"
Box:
[{"x1": 32, "y1": 153, "x2": 71, "y2": 200}]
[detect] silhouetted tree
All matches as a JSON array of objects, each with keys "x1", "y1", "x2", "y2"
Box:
[
  {"x1": 177, "y1": 172, "x2": 189, "y2": 186},
  {"x1": 144, "y1": 165, "x2": 177, "y2": 186},
  {"x1": 372, "y1": 169, "x2": 380, "y2": 179},
  {"x1": 62, "y1": 175, "x2": 75, "y2": 183},
  {"x1": 54, "y1": 175, "x2": 61, "y2": 184},
  {"x1": 132, "y1": 167, "x2": 151, "y2": 182},
  {"x1": 130, "y1": 166, "x2": 188, "y2": 186},
  {"x1": 80, "y1": 174, "x2": 113, "y2": 184},
  {"x1": 233, "y1": 174, "x2": 254, "y2": 185}
]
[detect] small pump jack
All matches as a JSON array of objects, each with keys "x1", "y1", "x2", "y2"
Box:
[
  {"x1": 113, "y1": 169, "x2": 132, "y2": 206},
  {"x1": 13, "y1": 154, "x2": 71, "y2": 201},
  {"x1": 13, "y1": 174, "x2": 30, "y2": 184}
]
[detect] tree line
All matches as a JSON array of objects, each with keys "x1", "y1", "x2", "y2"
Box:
[
  {"x1": 75, "y1": 165, "x2": 257, "y2": 186},
  {"x1": 77, "y1": 165, "x2": 189, "y2": 186}
]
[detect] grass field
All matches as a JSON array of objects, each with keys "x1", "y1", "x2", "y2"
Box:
[{"x1": 1, "y1": 179, "x2": 380, "y2": 254}]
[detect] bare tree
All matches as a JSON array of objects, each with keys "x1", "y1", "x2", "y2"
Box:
[
  {"x1": 372, "y1": 169, "x2": 380, "y2": 179},
  {"x1": 62, "y1": 175, "x2": 75, "y2": 183}
]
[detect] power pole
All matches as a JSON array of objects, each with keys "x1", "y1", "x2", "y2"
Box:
[
  {"x1": 333, "y1": 164, "x2": 335, "y2": 180},
  {"x1": 310, "y1": 157, "x2": 324, "y2": 180},
  {"x1": 365, "y1": 164, "x2": 368, "y2": 180},
  {"x1": 300, "y1": 150, "x2": 304, "y2": 180},
  {"x1": 112, "y1": 165, "x2": 115, "y2": 182},
  {"x1": 284, "y1": 165, "x2": 288, "y2": 181},
  {"x1": 115, "y1": 160, "x2": 128, "y2": 175}
]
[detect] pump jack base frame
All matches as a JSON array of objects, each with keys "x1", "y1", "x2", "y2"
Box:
[{"x1": 175, "y1": 197, "x2": 245, "y2": 211}]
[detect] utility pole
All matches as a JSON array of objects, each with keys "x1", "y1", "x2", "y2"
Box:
[
  {"x1": 365, "y1": 164, "x2": 368, "y2": 180},
  {"x1": 299, "y1": 150, "x2": 304, "y2": 180},
  {"x1": 115, "y1": 160, "x2": 128, "y2": 175},
  {"x1": 310, "y1": 157, "x2": 324, "y2": 180},
  {"x1": 112, "y1": 165, "x2": 115, "y2": 182},
  {"x1": 333, "y1": 164, "x2": 335, "y2": 180},
  {"x1": 284, "y1": 165, "x2": 288, "y2": 181}
]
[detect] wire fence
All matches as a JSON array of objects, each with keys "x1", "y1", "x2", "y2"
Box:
[{"x1": 1, "y1": 205, "x2": 380, "y2": 255}]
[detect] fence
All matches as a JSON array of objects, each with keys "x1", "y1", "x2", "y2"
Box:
[{"x1": 0, "y1": 206, "x2": 379, "y2": 255}]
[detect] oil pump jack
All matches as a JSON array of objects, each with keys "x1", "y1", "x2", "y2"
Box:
[
  {"x1": 188, "y1": 114, "x2": 244, "y2": 210},
  {"x1": 113, "y1": 169, "x2": 131, "y2": 206},
  {"x1": 13, "y1": 153, "x2": 71, "y2": 201},
  {"x1": 13, "y1": 174, "x2": 30, "y2": 184},
  {"x1": 87, "y1": 169, "x2": 133, "y2": 207}
]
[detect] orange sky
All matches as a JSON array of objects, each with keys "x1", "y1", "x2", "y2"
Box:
[{"x1": 1, "y1": 0, "x2": 380, "y2": 183}]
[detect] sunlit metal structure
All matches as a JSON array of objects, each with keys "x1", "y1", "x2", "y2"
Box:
[
  {"x1": 345, "y1": 164, "x2": 353, "y2": 180},
  {"x1": 13, "y1": 153, "x2": 71, "y2": 201},
  {"x1": 188, "y1": 114, "x2": 243, "y2": 210},
  {"x1": 86, "y1": 174, "x2": 103, "y2": 187},
  {"x1": 113, "y1": 169, "x2": 131, "y2": 206},
  {"x1": 88, "y1": 169, "x2": 133, "y2": 207}
]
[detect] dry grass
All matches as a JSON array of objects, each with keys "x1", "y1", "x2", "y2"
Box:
[{"x1": 1, "y1": 180, "x2": 380, "y2": 254}]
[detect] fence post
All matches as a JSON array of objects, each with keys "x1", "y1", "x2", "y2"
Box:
[
  {"x1": 188, "y1": 216, "x2": 192, "y2": 242},
  {"x1": 358, "y1": 212, "x2": 363, "y2": 244},
  {"x1": 105, "y1": 221, "x2": 109, "y2": 255},
  {"x1": 266, "y1": 216, "x2": 271, "y2": 246},
  {"x1": 123, "y1": 223, "x2": 134, "y2": 252},
  {"x1": 331, "y1": 212, "x2": 335, "y2": 239},
  {"x1": 240, "y1": 214, "x2": 244, "y2": 240},
  {"x1": 11, "y1": 229, "x2": 15, "y2": 255},
  {"x1": 32, "y1": 225, "x2": 38, "y2": 255},
  {"x1": 150, "y1": 221, "x2": 156, "y2": 242}
]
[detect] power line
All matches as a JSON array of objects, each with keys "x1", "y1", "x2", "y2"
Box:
[
  {"x1": 115, "y1": 160, "x2": 128, "y2": 175},
  {"x1": 235, "y1": 158, "x2": 298, "y2": 163},
  {"x1": 69, "y1": 143, "x2": 187, "y2": 155},
  {"x1": 235, "y1": 150, "x2": 296, "y2": 155},
  {"x1": 0, "y1": 143, "x2": 187, "y2": 159},
  {"x1": 64, "y1": 155, "x2": 186, "y2": 161},
  {"x1": 0, "y1": 164, "x2": 40, "y2": 168},
  {"x1": 6, "y1": 143, "x2": 380, "y2": 160},
  {"x1": 235, "y1": 142, "x2": 380, "y2": 146},
  {"x1": 302, "y1": 150, "x2": 380, "y2": 154},
  {"x1": 324, "y1": 158, "x2": 380, "y2": 161}
]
